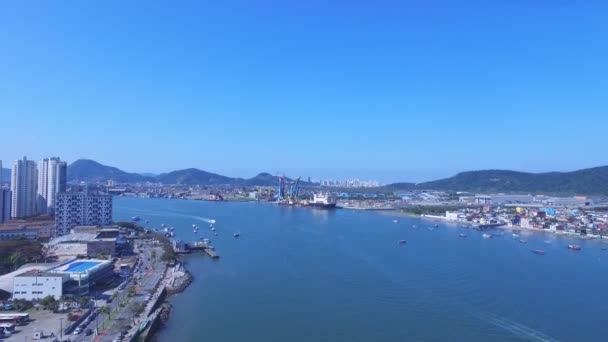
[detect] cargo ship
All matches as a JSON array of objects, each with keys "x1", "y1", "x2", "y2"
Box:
[{"x1": 305, "y1": 193, "x2": 337, "y2": 209}]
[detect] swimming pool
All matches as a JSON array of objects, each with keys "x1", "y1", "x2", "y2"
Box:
[{"x1": 63, "y1": 261, "x2": 101, "y2": 273}]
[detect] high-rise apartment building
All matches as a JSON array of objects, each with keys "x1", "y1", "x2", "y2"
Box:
[
  {"x1": 11, "y1": 157, "x2": 38, "y2": 219},
  {"x1": 55, "y1": 190, "x2": 112, "y2": 236},
  {"x1": 37, "y1": 157, "x2": 65, "y2": 214},
  {"x1": 0, "y1": 189, "x2": 11, "y2": 223},
  {"x1": 57, "y1": 161, "x2": 67, "y2": 193}
]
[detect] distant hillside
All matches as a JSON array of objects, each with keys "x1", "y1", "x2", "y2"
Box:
[
  {"x1": 68, "y1": 159, "x2": 153, "y2": 183},
  {"x1": 156, "y1": 168, "x2": 239, "y2": 185},
  {"x1": 243, "y1": 173, "x2": 310, "y2": 186},
  {"x1": 413, "y1": 166, "x2": 608, "y2": 195}
]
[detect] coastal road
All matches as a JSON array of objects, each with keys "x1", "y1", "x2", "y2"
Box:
[{"x1": 70, "y1": 241, "x2": 165, "y2": 342}]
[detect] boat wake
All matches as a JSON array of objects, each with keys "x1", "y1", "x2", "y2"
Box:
[
  {"x1": 188, "y1": 215, "x2": 216, "y2": 224},
  {"x1": 479, "y1": 312, "x2": 559, "y2": 342}
]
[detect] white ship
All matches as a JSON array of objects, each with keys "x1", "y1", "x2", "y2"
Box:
[{"x1": 306, "y1": 193, "x2": 337, "y2": 209}]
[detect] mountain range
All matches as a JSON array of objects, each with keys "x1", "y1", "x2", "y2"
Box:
[
  {"x1": 68, "y1": 159, "x2": 305, "y2": 187},
  {"x1": 4, "y1": 159, "x2": 608, "y2": 195}
]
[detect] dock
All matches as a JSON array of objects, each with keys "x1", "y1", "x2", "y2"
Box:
[{"x1": 177, "y1": 241, "x2": 220, "y2": 259}]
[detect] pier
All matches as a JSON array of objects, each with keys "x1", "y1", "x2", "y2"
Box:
[{"x1": 173, "y1": 240, "x2": 220, "y2": 259}]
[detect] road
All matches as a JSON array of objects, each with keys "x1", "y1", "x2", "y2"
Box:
[{"x1": 69, "y1": 240, "x2": 165, "y2": 342}]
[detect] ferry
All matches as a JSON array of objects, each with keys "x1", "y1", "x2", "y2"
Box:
[
  {"x1": 568, "y1": 245, "x2": 582, "y2": 251},
  {"x1": 306, "y1": 193, "x2": 337, "y2": 209},
  {"x1": 482, "y1": 233, "x2": 493, "y2": 239},
  {"x1": 532, "y1": 249, "x2": 545, "y2": 255}
]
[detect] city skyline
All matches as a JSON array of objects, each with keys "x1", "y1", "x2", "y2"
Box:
[{"x1": 2, "y1": 1, "x2": 608, "y2": 182}]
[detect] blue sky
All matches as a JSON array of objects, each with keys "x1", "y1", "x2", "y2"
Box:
[{"x1": 1, "y1": 1, "x2": 607, "y2": 182}]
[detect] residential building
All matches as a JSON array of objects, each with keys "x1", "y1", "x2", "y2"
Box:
[
  {"x1": 11, "y1": 157, "x2": 38, "y2": 219},
  {"x1": 0, "y1": 189, "x2": 10, "y2": 223},
  {"x1": 37, "y1": 157, "x2": 64, "y2": 214},
  {"x1": 55, "y1": 190, "x2": 112, "y2": 236},
  {"x1": 57, "y1": 161, "x2": 67, "y2": 193}
]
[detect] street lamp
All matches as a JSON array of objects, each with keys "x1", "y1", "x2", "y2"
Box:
[{"x1": 59, "y1": 317, "x2": 64, "y2": 341}]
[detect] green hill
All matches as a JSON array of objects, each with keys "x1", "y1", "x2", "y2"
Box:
[
  {"x1": 156, "y1": 168, "x2": 239, "y2": 185},
  {"x1": 68, "y1": 159, "x2": 153, "y2": 183},
  {"x1": 413, "y1": 166, "x2": 608, "y2": 195}
]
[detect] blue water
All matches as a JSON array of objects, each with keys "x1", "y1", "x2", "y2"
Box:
[
  {"x1": 114, "y1": 197, "x2": 608, "y2": 342},
  {"x1": 64, "y1": 261, "x2": 100, "y2": 272}
]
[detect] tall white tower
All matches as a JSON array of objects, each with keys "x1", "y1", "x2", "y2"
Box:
[
  {"x1": 11, "y1": 157, "x2": 38, "y2": 219},
  {"x1": 38, "y1": 157, "x2": 62, "y2": 214}
]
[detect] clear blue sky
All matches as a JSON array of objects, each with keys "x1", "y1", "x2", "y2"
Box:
[{"x1": 1, "y1": 1, "x2": 607, "y2": 182}]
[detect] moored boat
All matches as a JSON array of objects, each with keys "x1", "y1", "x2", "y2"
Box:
[
  {"x1": 532, "y1": 249, "x2": 545, "y2": 255},
  {"x1": 459, "y1": 233, "x2": 467, "y2": 238},
  {"x1": 482, "y1": 233, "x2": 492, "y2": 239},
  {"x1": 399, "y1": 239, "x2": 407, "y2": 244},
  {"x1": 568, "y1": 244, "x2": 581, "y2": 251}
]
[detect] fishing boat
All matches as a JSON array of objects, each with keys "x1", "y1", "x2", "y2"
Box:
[
  {"x1": 459, "y1": 233, "x2": 467, "y2": 238},
  {"x1": 568, "y1": 245, "x2": 582, "y2": 251},
  {"x1": 399, "y1": 240, "x2": 407, "y2": 244},
  {"x1": 532, "y1": 249, "x2": 545, "y2": 255},
  {"x1": 482, "y1": 233, "x2": 493, "y2": 239}
]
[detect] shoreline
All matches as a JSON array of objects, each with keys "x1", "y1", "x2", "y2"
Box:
[{"x1": 381, "y1": 210, "x2": 608, "y2": 242}]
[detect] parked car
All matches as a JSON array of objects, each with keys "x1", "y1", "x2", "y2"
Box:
[
  {"x1": 85, "y1": 328, "x2": 93, "y2": 336},
  {"x1": 73, "y1": 327, "x2": 82, "y2": 335}
]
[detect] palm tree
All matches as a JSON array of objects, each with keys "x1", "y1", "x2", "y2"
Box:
[
  {"x1": 9, "y1": 252, "x2": 24, "y2": 271},
  {"x1": 100, "y1": 305, "x2": 111, "y2": 321}
]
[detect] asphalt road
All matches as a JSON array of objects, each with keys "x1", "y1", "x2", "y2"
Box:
[{"x1": 69, "y1": 241, "x2": 165, "y2": 342}]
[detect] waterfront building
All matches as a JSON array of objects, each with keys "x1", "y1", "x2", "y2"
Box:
[
  {"x1": 37, "y1": 157, "x2": 63, "y2": 214},
  {"x1": 0, "y1": 220, "x2": 53, "y2": 240},
  {"x1": 11, "y1": 157, "x2": 38, "y2": 219},
  {"x1": 55, "y1": 190, "x2": 112, "y2": 236},
  {"x1": 12, "y1": 270, "x2": 69, "y2": 301}
]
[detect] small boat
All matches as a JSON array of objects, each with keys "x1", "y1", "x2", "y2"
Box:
[
  {"x1": 169, "y1": 227, "x2": 175, "y2": 231},
  {"x1": 512, "y1": 233, "x2": 520, "y2": 238},
  {"x1": 568, "y1": 245, "x2": 582, "y2": 251},
  {"x1": 192, "y1": 224, "x2": 197, "y2": 228},
  {"x1": 211, "y1": 227, "x2": 216, "y2": 232},
  {"x1": 544, "y1": 240, "x2": 552, "y2": 244},
  {"x1": 532, "y1": 249, "x2": 545, "y2": 255},
  {"x1": 459, "y1": 233, "x2": 467, "y2": 238},
  {"x1": 209, "y1": 224, "x2": 214, "y2": 228},
  {"x1": 519, "y1": 239, "x2": 528, "y2": 244},
  {"x1": 399, "y1": 240, "x2": 407, "y2": 244},
  {"x1": 214, "y1": 232, "x2": 218, "y2": 236},
  {"x1": 434, "y1": 224, "x2": 439, "y2": 228},
  {"x1": 161, "y1": 224, "x2": 166, "y2": 228},
  {"x1": 234, "y1": 233, "x2": 240, "y2": 238},
  {"x1": 203, "y1": 238, "x2": 211, "y2": 243},
  {"x1": 132, "y1": 216, "x2": 141, "y2": 222},
  {"x1": 393, "y1": 219, "x2": 399, "y2": 224},
  {"x1": 482, "y1": 234, "x2": 493, "y2": 239},
  {"x1": 412, "y1": 225, "x2": 417, "y2": 228}
]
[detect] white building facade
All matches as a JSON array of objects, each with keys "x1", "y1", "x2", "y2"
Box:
[
  {"x1": 37, "y1": 157, "x2": 65, "y2": 214},
  {"x1": 55, "y1": 192, "x2": 112, "y2": 236},
  {"x1": 11, "y1": 157, "x2": 38, "y2": 219},
  {"x1": 13, "y1": 271, "x2": 68, "y2": 301}
]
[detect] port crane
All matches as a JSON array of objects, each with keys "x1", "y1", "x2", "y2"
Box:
[{"x1": 276, "y1": 175, "x2": 301, "y2": 204}]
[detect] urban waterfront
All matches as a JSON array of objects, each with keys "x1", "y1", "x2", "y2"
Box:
[{"x1": 114, "y1": 197, "x2": 608, "y2": 342}]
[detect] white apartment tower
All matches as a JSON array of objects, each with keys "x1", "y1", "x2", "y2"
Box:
[
  {"x1": 11, "y1": 157, "x2": 38, "y2": 219},
  {"x1": 37, "y1": 157, "x2": 65, "y2": 214}
]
